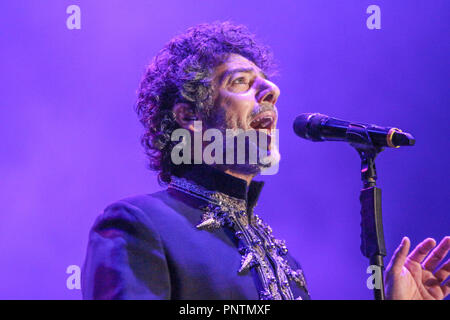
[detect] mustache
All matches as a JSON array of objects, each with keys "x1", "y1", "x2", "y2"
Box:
[{"x1": 248, "y1": 104, "x2": 278, "y2": 122}]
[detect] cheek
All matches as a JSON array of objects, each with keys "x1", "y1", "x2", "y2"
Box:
[{"x1": 221, "y1": 92, "x2": 255, "y2": 121}]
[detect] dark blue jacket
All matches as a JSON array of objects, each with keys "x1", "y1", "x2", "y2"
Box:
[{"x1": 82, "y1": 165, "x2": 310, "y2": 300}]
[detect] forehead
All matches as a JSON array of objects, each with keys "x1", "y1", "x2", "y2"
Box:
[{"x1": 213, "y1": 54, "x2": 266, "y2": 83}]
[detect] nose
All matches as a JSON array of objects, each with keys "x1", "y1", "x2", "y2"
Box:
[{"x1": 256, "y1": 78, "x2": 280, "y2": 106}]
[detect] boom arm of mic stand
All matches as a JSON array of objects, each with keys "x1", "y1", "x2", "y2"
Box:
[{"x1": 348, "y1": 124, "x2": 387, "y2": 300}]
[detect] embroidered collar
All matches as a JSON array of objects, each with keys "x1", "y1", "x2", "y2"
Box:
[
  {"x1": 168, "y1": 165, "x2": 309, "y2": 300},
  {"x1": 171, "y1": 164, "x2": 264, "y2": 209}
]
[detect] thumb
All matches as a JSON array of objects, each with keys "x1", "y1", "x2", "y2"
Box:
[{"x1": 387, "y1": 237, "x2": 411, "y2": 274}]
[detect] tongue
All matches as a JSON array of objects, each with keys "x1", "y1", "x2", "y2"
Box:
[
  {"x1": 251, "y1": 117, "x2": 272, "y2": 129},
  {"x1": 260, "y1": 118, "x2": 272, "y2": 129}
]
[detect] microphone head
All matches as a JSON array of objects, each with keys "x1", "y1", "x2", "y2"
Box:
[
  {"x1": 293, "y1": 113, "x2": 416, "y2": 148},
  {"x1": 392, "y1": 131, "x2": 416, "y2": 147},
  {"x1": 293, "y1": 113, "x2": 327, "y2": 141}
]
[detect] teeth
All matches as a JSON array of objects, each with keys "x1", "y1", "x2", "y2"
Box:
[{"x1": 250, "y1": 116, "x2": 274, "y2": 129}]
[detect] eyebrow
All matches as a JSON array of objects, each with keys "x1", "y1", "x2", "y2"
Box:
[{"x1": 218, "y1": 67, "x2": 268, "y2": 85}]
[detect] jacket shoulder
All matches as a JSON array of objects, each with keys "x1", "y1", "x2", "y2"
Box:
[
  {"x1": 97, "y1": 190, "x2": 173, "y2": 223},
  {"x1": 82, "y1": 191, "x2": 172, "y2": 300},
  {"x1": 117, "y1": 190, "x2": 169, "y2": 211}
]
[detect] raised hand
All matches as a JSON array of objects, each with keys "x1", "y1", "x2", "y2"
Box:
[{"x1": 384, "y1": 236, "x2": 450, "y2": 300}]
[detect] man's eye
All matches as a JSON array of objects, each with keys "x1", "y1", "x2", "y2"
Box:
[{"x1": 232, "y1": 77, "x2": 249, "y2": 85}]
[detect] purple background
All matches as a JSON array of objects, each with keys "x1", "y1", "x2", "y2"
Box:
[{"x1": 1, "y1": 1, "x2": 449, "y2": 299}]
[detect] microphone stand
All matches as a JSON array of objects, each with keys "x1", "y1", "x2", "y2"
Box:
[{"x1": 347, "y1": 124, "x2": 387, "y2": 300}]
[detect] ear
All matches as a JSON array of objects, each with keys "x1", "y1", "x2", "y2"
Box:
[{"x1": 172, "y1": 103, "x2": 200, "y2": 132}]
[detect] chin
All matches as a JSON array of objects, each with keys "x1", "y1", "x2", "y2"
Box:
[
  {"x1": 264, "y1": 147, "x2": 281, "y2": 166},
  {"x1": 230, "y1": 145, "x2": 281, "y2": 176},
  {"x1": 223, "y1": 163, "x2": 261, "y2": 176},
  {"x1": 259, "y1": 145, "x2": 281, "y2": 169}
]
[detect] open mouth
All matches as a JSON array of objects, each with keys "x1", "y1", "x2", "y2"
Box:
[{"x1": 249, "y1": 111, "x2": 277, "y2": 131}]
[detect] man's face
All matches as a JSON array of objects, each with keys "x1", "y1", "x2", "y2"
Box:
[
  {"x1": 206, "y1": 54, "x2": 281, "y2": 174},
  {"x1": 209, "y1": 54, "x2": 280, "y2": 132}
]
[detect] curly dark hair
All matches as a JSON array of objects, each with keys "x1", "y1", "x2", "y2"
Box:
[{"x1": 135, "y1": 21, "x2": 276, "y2": 184}]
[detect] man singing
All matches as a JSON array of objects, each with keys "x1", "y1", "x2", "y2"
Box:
[{"x1": 82, "y1": 21, "x2": 449, "y2": 300}]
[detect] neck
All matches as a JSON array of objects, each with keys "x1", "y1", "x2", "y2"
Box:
[{"x1": 223, "y1": 169, "x2": 255, "y2": 186}]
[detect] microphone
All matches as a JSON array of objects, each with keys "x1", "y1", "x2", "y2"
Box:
[{"x1": 293, "y1": 113, "x2": 415, "y2": 148}]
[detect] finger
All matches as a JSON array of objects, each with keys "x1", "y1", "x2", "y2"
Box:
[
  {"x1": 423, "y1": 236, "x2": 450, "y2": 272},
  {"x1": 434, "y1": 258, "x2": 450, "y2": 284},
  {"x1": 407, "y1": 238, "x2": 436, "y2": 264},
  {"x1": 442, "y1": 280, "x2": 449, "y2": 299},
  {"x1": 388, "y1": 237, "x2": 410, "y2": 273}
]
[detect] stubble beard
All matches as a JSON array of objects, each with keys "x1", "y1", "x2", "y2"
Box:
[{"x1": 203, "y1": 107, "x2": 280, "y2": 176}]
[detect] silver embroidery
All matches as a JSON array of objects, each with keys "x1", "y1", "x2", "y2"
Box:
[{"x1": 169, "y1": 176, "x2": 309, "y2": 300}]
